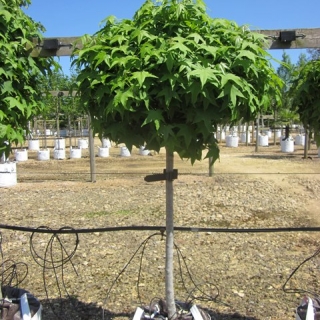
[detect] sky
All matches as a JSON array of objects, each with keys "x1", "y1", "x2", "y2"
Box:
[{"x1": 24, "y1": 0, "x2": 319, "y2": 75}]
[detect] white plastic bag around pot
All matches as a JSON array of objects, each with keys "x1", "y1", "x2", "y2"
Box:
[{"x1": 296, "y1": 296, "x2": 320, "y2": 320}]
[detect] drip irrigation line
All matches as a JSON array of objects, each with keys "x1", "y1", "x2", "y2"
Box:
[
  {"x1": 1, "y1": 224, "x2": 320, "y2": 234},
  {"x1": 17, "y1": 171, "x2": 320, "y2": 175}
]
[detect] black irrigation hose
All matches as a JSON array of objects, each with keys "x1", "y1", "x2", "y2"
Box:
[
  {"x1": 29, "y1": 226, "x2": 80, "y2": 320},
  {"x1": 2, "y1": 223, "x2": 320, "y2": 234},
  {"x1": 282, "y1": 246, "x2": 320, "y2": 298},
  {"x1": 102, "y1": 232, "x2": 225, "y2": 320},
  {"x1": 2, "y1": 226, "x2": 320, "y2": 319},
  {"x1": 102, "y1": 232, "x2": 162, "y2": 320}
]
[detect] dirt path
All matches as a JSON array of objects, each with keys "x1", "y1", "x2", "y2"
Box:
[{"x1": 1, "y1": 139, "x2": 320, "y2": 320}]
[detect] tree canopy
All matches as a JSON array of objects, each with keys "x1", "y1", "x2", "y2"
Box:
[
  {"x1": 290, "y1": 59, "x2": 320, "y2": 146},
  {"x1": 73, "y1": 0, "x2": 282, "y2": 164},
  {"x1": 0, "y1": 0, "x2": 55, "y2": 158}
]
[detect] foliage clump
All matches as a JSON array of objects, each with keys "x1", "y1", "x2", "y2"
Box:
[
  {"x1": 74, "y1": 0, "x2": 282, "y2": 164},
  {"x1": 290, "y1": 59, "x2": 320, "y2": 146},
  {"x1": 0, "y1": 0, "x2": 55, "y2": 157}
]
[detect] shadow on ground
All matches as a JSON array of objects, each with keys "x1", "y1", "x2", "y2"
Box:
[
  {"x1": 40, "y1": 297, "x2": 259, "y2": 320},
  {"x1": 239, "y1": 152, "x2": 317, "y2": 161}
]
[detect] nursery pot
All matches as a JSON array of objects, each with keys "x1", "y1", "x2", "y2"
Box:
[
  {"x1": 258, "y1": 135, "x2": 269, "y2": 147},
  {"x1": 217, "y1": 131, "x2": 226, "y2": 141},
  {"x1": 37, "y1": 149, "x2": 50, "y2": 161},
  {"x1": 54, "y1": 138, "x2": 65, "y2": 150},
  {"x1": 102, "y1": 138, "x2": 111, "y2": 148},
  {"x1": 70, "y1": 147, "x2": 82, "y2": 159},
  {"x1": 78, "y1": 138, "x2": 88, "y2": 149},
  {"x1": 139, "y1": 146, "x2": 150, "y2": 156},
  {"x1": 120, "y1": 146, "x2": 131, "y2": 157},
  {"x1": 98, "y1": 146, "x2": 109, "y2": 158},
  {"x1": 53, "y1": 148, "x2": 65, "y2": 160},
  {"x1": 15, "y1": 149, "x2": 28, "y2": 162},
  {"x1": 28, "y1": 139, "x2": 40, "y2": 151},
  {"x1": 225, "y1": 135, "x2": 239, "y2": 148},
  {"x1": 281, "y1": 138, "x2": 294, "y2": 153},
  {"x1": 295, "y1": 134, "x2": 305, "y2": 146},
  {"x1": 0, "y1": 162, "x2": 17, "y2": 187},
  {"x1": 240, "y1": 132, "x2": 250, "y2": 143},
  {"x1": 274, "y1": 130, "x2": 282, "y2": 139}
]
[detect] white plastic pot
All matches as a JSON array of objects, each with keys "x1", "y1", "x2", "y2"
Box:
[
  {"x1": 225, "y1": 135, "x2": 239, "y2": 148},
  {"x1": 217, "y1": 131, "x2": 226, "y2": 141},
  {"x1": 258, "y1": 135, "x2": 269, "y2": 147},
  {"x1": 274, "y1": 130, "x2": 282, "y2": 139},
  {"x1": 37, "y1": 149, "x2": 50, "y2": 161},
  {"x1": 54, "y1": 138, "x2": 65, "y2": 150},
  {"x1": 70, "y1": 147, "x2": 82, "y2": 159},
  {"x1": 15, "y1": 149, "x2": 28, "y2": 162},
  {"x1": 53, "y1": 148, "x2": 65, "y2": 160},
  {"x1": 0, "y1": 162, "x2": 17, "y2": 187},
  {"x1": 263, "y1": 130, "x2": 272, "y2": 138},
  {"x1": 102, "y1": 138, "x2": 111, "y2": 148},
  {"x1": 240, "y1": 132, "x2": 250, "y2": 143},
  {"x1": 120, "y1": 146, "x2": 131, "y2": 157},
  {"x1": 281, "y1": 139, "x2": 294, "y2": 153},
  {"x1": 78, "y1": 138, "x2": 88, "y2": 149},
  {"x1": 28, "y1": 139, "x2": 40, "y2": 151},
  {"x1": 139, "y1": 146, "x2": 150, "y2": 156},
  {"x1": 98, "y1": 146, "x2": 109, "y2": 158},
  {"x1": 295, "y1": 134, "x2": 305, "y2": 146}
]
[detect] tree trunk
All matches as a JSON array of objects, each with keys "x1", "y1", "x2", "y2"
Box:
[
  {"x1": 255, "y1": 116, "x2": 259, "y2": 152},
  {"x1": 208, "y1": 157, "x2": 213, "y2": 177},
  {"x1": 165, "y1": 148, "x2": 176, "y2": 319},
  {"x1": 88, "y1": 115, "x2": 96, "y2": 182},
  {"x1": 304, "y1": 128, "x2": 309, "y2": 159}
]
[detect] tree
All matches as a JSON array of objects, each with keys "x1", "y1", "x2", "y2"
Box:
[
  {"x1": 275, "y1": 52, "x2": 298, "y2": 125},
  {"x1": 290, "y1": 59, "x2": 320, "y2": 147},
  {"x1": 38, "y1": 69, "x2": 80, "y2": 134},
  {"x1": 73, "y1": 0, "x2": 282, "y2": 317},
  {"x1": 0, "y1": 0, "x2": 56, "y2": 159},
  {"x1": 307, "y1": 48, "x2": 320, "y2": 61}
]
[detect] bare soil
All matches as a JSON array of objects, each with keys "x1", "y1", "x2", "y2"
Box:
[{"x1": 1, "y1": 137, "x2": 320, "y2": 320}]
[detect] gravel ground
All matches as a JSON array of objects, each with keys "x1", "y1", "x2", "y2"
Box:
[{"x1": 0, "y1": 141, "x2": 320, "y2": 320}]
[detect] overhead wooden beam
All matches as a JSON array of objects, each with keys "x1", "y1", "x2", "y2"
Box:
[
  {"x1": 258, "y1": 28, "x2": 320, "y2": 50},
  {"x1": 28, "y1": 28, "x2": 320, "y2": 57},
  {"x1": 48, "y1": 90, "x2": 77, "y2": 97}
]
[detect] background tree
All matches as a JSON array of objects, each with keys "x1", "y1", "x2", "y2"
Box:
[
  {"x1": 275, "y1": 52, "x2": 299, "y2": 125},
  {"x1": 38, "y1": 69, "x2": 80, "y2": 135},
  {"x1": 0, "y1": 0, "x2": 56, "y2": 158},
  {"x1": 73, "y1": 0, "x2": 282, "y2": 317},
  {"x1": 307, "y1": 48, "x2": 320, "y2": 61},
  {"x1": 290, "y1": 59, "x2": 320, "y2": 150}
]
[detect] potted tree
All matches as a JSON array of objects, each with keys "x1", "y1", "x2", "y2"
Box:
[
  {"x1": 0, "y1": 0, "x2": 55, "y2": 186},
  {"x1": 73, "y1": 0, "x2": 283, "y2": 317},
  {"x1": 290, "y1": 59, "x2": 320, "y2": 158}
]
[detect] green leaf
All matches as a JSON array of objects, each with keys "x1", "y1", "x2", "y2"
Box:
[
  {"x1": 176, "y1": 125, "x2": 192, "y2": 149},
  {"x1": 220, "y1": 73, "x2": 243, "y2": 88},
  {"x1": 204, "y1": 144, "x2": 220, "y2": 166},
  {"x1": 2, "y1": 81, "x2": 14, "y2": 93},
  {"x1": 131, "y1": 71, "x2": 157, "y2": 88},
  {"x1": 230, "y1": 85, "x2": 245, "y2": 107},
  {"x1": 186, "y1": 32, "x2": 204, "y2": 44},
  {"x1": 188, "y1": 67, "x2": 218, "y2": 88},
  {"x1": 142, "y1": 110, "x2": 164, "y2": 130}
]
